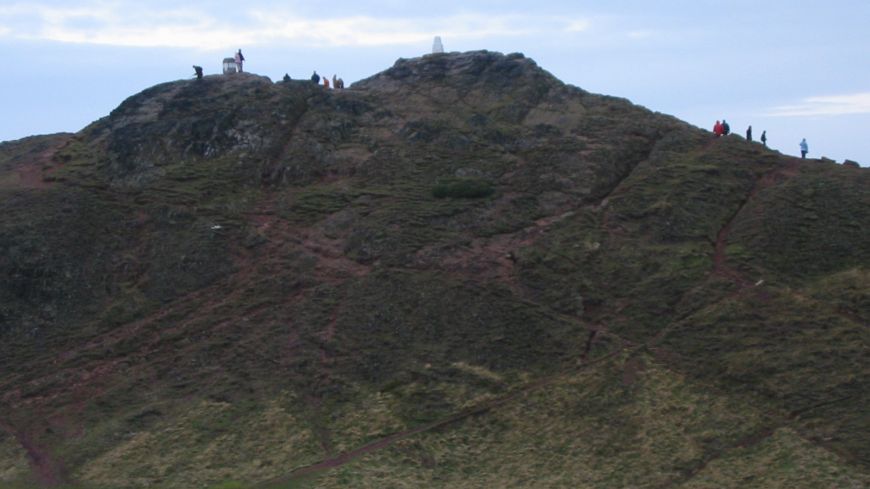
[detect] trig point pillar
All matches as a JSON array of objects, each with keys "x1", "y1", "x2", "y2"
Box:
[{"x1": 432, "y1": 36, "x2": 444, "y2": 54}]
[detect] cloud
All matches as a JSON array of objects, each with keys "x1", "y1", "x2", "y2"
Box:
[
  {"x1": 764, "y1": 92, "x2": 870, "y2": 117},
  {"x1": 0, "y1": 2, "x2": 593, "y2": 49},
  {"x1": 248, "y1": 11, "x2": 540, "y2": 47},
  {"x1": 564, "y1": 19, "x2": 591, "y2": 33}
]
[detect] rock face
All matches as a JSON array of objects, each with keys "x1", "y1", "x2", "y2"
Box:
[{"x1": 0, "y1": 51, "x2": 868, "y2": 489}]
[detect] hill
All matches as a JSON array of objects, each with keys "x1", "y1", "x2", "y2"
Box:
[{"x1": 0, "y1": 51, "x2": 868, "y2": 489}]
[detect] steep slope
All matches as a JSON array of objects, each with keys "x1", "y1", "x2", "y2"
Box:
[{"x1": 0, "y1": 51, "x2": 867, "y2": 489}]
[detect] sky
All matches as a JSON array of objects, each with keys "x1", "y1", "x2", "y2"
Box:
[{"x1": 1, "y1": 0, "x2": 869, "y2": 164}]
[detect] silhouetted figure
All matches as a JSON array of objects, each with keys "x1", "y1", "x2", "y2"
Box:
[
  {"x1": 746, "y1": 125, "x2": 752, "y2": 142},
  {"x1": 713, "y1": 120, "x2": 723, "y2": 137},
  {"x1": 337, "y1": 78, "x2": 344, "y2": 89},
  {"x1": 761, "y1": 131, "x2": 767, "y2": 147},
  {"x1": 283, "y1": 73, "x2": 291, "y2": 82},
  {"x1": 311, "y1": 71, "x2": 320, "y2": 84},
  {"x1": 323, "y1": 77, "x2": 330, "y2": 89},
  {"x1": 722, "y1": 120, "x2": 730, "y2": 135},
  {"x1": 193, "y1": 65, "x2": 203, "y2": 80},
  {"x1": 235, "y1": 49, "x2": 245, "y2": 72},
  {"x1": 800, "y1": 138, "x2": 809, "y2": 159}
]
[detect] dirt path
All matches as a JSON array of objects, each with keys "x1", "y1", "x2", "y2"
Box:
[
  {"x1": 0, "y1": 420, "x2": 67, "y2": 487},
  {"x1": 7, "y1": 135, "x2": 71, "y2": 190},
  {"x1": 654, "y1": 424, "x2": 778, "y2": 489}
]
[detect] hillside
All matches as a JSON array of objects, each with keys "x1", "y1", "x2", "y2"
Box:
[{"x1": 0, "y1": 51, "x2": 868, "y2": 489}]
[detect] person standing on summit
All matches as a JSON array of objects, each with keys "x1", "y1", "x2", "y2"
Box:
[
  {"x1": 746, "y1": 125, "x2": 752, "y2": 142},
  {"x1": 800, "y1": 138, "x2": 809, "y2": 159},
  {"x1": 311, "y1": 71, "x2": 320, "y2": 84},
  {"x1": 713, "y1": 120, "x2": 723, "y2": 137},
  {"x1": 235, "y1": 49, "x2": 245, "y2": 72}
]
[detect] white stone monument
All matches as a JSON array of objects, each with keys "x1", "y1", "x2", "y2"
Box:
[
  {"x1": 222, "y1": 57, "x2": 237, "y2": 74},
  {"x1": 432, "y1": 36, "x2": 444, "y2": 54}
]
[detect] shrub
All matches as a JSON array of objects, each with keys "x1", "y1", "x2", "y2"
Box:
[{"x1": 432, "y1": 178, "x2": 494, "y2": 199}]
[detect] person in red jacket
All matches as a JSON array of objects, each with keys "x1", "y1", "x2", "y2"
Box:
[{"x1": 713, "y1": 120, "x2": 724, "y2": 137}]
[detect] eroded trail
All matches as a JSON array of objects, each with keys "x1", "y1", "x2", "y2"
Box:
[
  {"x1": 0, "y1": 421, "x2": 67, "y2": 487},
  {"x1": 8, "y1": 135, "x2": 72, "y2": 190}
]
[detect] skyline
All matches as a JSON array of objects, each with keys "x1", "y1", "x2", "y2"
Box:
[{"x1": 2, "y1": 0, "x2": 869, "y2": 164}]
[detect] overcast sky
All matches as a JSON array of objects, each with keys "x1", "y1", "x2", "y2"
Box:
[{"x1": 2, "y1": 0, "x2": 869, "y2": 164}]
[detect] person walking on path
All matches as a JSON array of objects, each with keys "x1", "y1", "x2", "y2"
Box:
[
  {"x1": 234, "y1": 49, "x2": 245, "y2": 72},
  {"x1": 713, "y1": 120, "x2": 723, "y2": 137},
  {"x1": 746, "y1": 125, "x2": 752, "y2": 142},
  {"x1": 722, "y1": 120, "x2": 731, "y2": 135},
  {"x1": 311, "y1": 71, "x2": 320, "y2": 84},
  {"x1": 193, "y1": 65, "x2": 203, "y2": 80},
  {"x1": 761, "y1": 131, "x2": 767, "y2": 147},
  {"x1": 800, "y1": 138, "x2": 809, "y2": 159}
]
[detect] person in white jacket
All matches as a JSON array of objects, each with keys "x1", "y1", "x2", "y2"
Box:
[{"x1": 800, "y1": 138, "x2": 809, "y2": 159}]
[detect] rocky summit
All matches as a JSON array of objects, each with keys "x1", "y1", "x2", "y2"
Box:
[{"x1": 0, "y1": 51, "x2": 868, "y2": 489}]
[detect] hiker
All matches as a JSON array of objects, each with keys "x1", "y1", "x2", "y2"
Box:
[
  {"x1": 800, "y1": 138, "x2": 809, "y2": 159},
  {"x1": 193, "y1": 65, "x2": 203, "y2": 80},
  {"x1": 337, "y1": 78, "x2": 345, "y2": 89},
  {"x1": 311, "y1": 71, "x2": 320, "y2": 84},
  {"x1": 323, "y1": 77, "x2": 330, "y2": 89},
  {"x1": 235, "y1": 49, "x2": 245, "y2": 72},
  {"x1": 283, "y1": 73, "x2": 291, "y2": 82},
  {"x1": 722, "y1": 119, "x2": 731, "y2": 135},
  {"x1": 746, "y1": 125, "x2": 752, "y2": 142},
  {"x1": 332, "y1": 74, "x2": 337, "y2": 88},
  {"x1": 713, "y1": 120, "x2": 723, "y2": 137},
  {"x1": 761, "y1": 131, "x2": 767, "y2": 147}
]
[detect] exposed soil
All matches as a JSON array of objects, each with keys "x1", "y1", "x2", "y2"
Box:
[
  {"x1": 9, "y1": 136, "x2": 71, "y2": 190},
  {"x1": 0, "y1": 421, "x2": 67, "y2": 487},
  {"x1": 621, "y1": 355, "x2": 646, "y2": 386}
]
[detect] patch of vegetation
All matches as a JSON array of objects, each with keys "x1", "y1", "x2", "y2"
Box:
[
  {"x1": 306, "y1": 354, "x2": 867, "y2": 489},
  {"x1": 660, "y1": 288, "x2": 870, "y2": 465},
  {"x1": 432, "y1": 178, "x2": 495, "y2": 199},
  {"x1": 728, "y1": 163, "x2": 870, "y2": 281}
]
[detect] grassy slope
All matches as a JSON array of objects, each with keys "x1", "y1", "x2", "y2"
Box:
[{"x1": 0, "y1": 52, "x2": 867, "y2": 488}]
